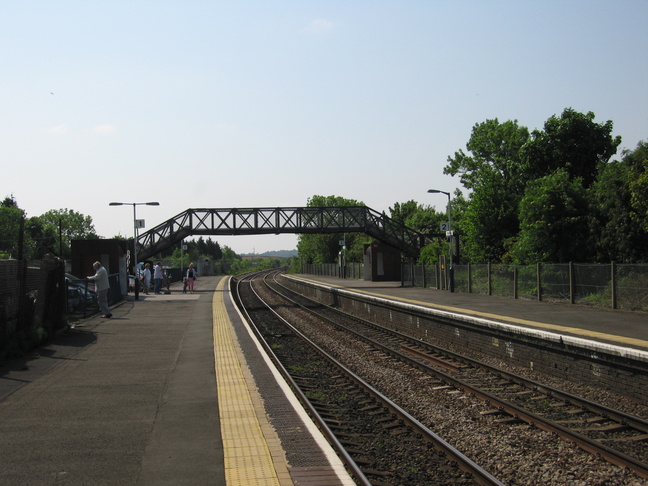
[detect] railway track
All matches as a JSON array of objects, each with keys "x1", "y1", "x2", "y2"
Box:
[
  {"x1": 266, "y1": 272, "x2": 648, "y2": 475},
  {"x1": 234, "y1": 272, "x2": 504, "y2": 485},
  {"x1": 234, "y1": 270, "x2": 648, "y2": 484}
]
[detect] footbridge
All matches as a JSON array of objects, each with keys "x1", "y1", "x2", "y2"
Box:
[{"x1": 136, "y1": 207, "x2": 427, "y2": 261}]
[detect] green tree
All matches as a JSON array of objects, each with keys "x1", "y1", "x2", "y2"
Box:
[
  {"x1": 169, "y1": 245, "x2": 199, "y2": 269},
  {"x1": 389, "y1": 200, "x2": 445, "y2": 235},
  {"x1": 205, "y1": 237, "x2": 223, "y2": 261},
  {"x1": 220, "y1": 245, "x2": 243, "y2": 274},
  {"x1": 521, "y1": 108, "x2": 621, "y2": 188},
  {"x1": 389, "y1": 200, "x2": 448, "y2": 264},
  {"x1": 626, "y1": 140, "x2": 648, "y2": 235},
  {"x1": 462, "y1": 171, "x2": 521, "y2": 262},
  {"x1": 196, "y1": 237, "x2": 207, "y2": 256},
  {"x1": 418, "y1": 239, "x2": 449, "y2": 265},
  {"x1": 345, "y1": 233, "x2": 373, "y2": 264},
  {"x1": 389, "y1": 201, "x2": 420, "y2": 225},
  {"x1": 511, "y1": 170, "x2": 591, "y2": 264},
  {"x1": 445, "y1": 118, "x2": 530, "y2": 192},
  {"x1": 1, "y1": 195, "x2": 19, "y2": 208},
  {"x1": 25, "y1": 217, "x2": 58, "y2": 259},
  {"x1": 297, "y1": 195, "x2": 366, "y2": 265},
  {"x1": 35, "y1": 209, "x2": 98, "y2": 259},
  {"x1": 444, "y1": 119, "x2": 530, "y2": 262},
  {"x1": 0, "y1": 196, "x2": 27, "y2": 258},
  {"x1": 589, "y1": 139, "x2": 648, "y2": 263}
]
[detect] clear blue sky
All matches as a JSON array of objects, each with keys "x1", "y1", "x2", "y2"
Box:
[{"x1": 2, "y1": 1, "x2": 646, "y2": 254}]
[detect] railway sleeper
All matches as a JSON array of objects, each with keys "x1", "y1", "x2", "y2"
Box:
[
  {"x1": 549, "y1": 401, "x2": 570, "y2": 408},
  {"x1": 495, "y1": 417, "x2": 527, "y2": 425},
  {"x1": 596, "y1": 434, "x2": 648, "y2": 442},
  {"x1": 349, "y1": 457, "x2": 376, "y2": 467},
  {"x1": 295, "y1": 383, "x2": 316, "y2": 390},
  {"x1": 361, "y1": 468, "x2": 394, "y2": 479},
  {"x1": 584, "y1": 416, "x2": 610, "y2": 424},
  {"x1": 555, "y1": 417, "x2": 607, "y2": 425},
  {"x1": 481, "y1": 409, "x2": 509, "y2": 417},
  {"x1": 577, "y1": 423, "x2": 631, "y2": 433},
  {"x1": 381, "y1": 421, "x2": 404, "y2": 430},
  {"x1": 337, "y1": 438, "x2": 366, "y2": 448},
  {"x1": 368, "y1": 410, "x2": 390, "y2": 417},
  {"x1": 322, "y1": 418, "x2": 359, "y2": 427},
  {"x1": 565, "y1": 408, "x2": 588, "y2": 415},
  {"x1": 310, "y1": 405, "x2": 347, "y2": 414},
  {"x1": 528, "y1": 394, "x2": 550, "y2": 401},
  {"x1": 327, "y1": 425, "x2": 355, "y2": 434},
  {"x1": 318, "y1": 413, "x2": 346, "y2": 422},
  {"x1": 359, "y1": 404, "x2": 382, "y2": 412},
  {"x1": 511, "y1": 390, "x2": 535, "y2": 396},
  {"x1": 374, "y1": 416, "x2": 397, "y2": 424},
  {"x1": 475, "y1": 387, "x2": 513, "y2": 393}
]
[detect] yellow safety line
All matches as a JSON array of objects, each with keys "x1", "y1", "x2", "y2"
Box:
[
  {"x1": 295, "y1": 277, "x2": 648, "y2": 350},
  {"x1": 212, "y1": 278, "x2": 281, "y2": 486}
]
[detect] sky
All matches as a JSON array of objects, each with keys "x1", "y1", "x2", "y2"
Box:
[{"x1": 2, "y1": 1, "x2": 647, "y2": 254}]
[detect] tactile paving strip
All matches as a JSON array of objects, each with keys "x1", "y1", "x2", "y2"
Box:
[{"x1": 212, "y1": 278, "x2": 282, "y2": 486}]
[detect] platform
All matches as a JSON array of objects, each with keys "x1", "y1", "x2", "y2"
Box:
[
  {"x1": 291, "y1": 274, "x2": 648, "y2": 353},
  {"x1": 0, "y1": 276, "x2": 355, "y2": 485},
  {"x1": 1, "y1": 273, "x2": 644, "y2": 484}
]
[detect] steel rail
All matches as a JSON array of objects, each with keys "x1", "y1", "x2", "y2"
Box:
[
  {"x1": 233, "y1": 273, "x2": 373, "y2": 486},
  {"x1": 303, "y1": 286, "x2": 648, "y2": 435},
  {"x1": 252, "y1": 272, "x2": 505, "y2": 486},
  {"x1": 311, "y1": 285, "x2": 648, "y2": 435},
  {"x1": 269, "y1": 272, "x2": 648, "y2": 480}
]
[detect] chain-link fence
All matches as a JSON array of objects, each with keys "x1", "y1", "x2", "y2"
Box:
[
  {"x1": 302, "y1": 262, "x2": 648, "y2": 313},
  {"x1": 0, "y1": 257, "x2": 67, "y2": 359},
  {"x1": 301, "y1": 262, "x2": 364, "y2": 279},
  {"x1": 0, "y1": 256, "x2": 131, "y2": 359}
]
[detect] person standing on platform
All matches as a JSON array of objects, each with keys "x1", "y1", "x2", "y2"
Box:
[
  {"x1": 153, "y1": 262, "x2": 163, "y2": 294},
  {"x1": 87, "y1": 261, "x2": 112, "y2": 318},
  {"x1": 186, "y1": 263, "x2": 197, "y2": 294},
  {"x1": 141, "y1": 263, "x2": 151, "y2": 294}
]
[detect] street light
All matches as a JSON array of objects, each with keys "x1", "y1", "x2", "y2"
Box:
[
  {"x1": 427, "y1": 189, "x2": 454, "y2": 292},
  {"x1": 109, "y1": 201, "x2": 160, "y2": 299}
]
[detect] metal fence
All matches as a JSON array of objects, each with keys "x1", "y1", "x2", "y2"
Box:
[
  {"x1": 302, "y1": 262, "x2": 648, "y2": 313},
  {"x1": 0, "y1": 258, "x2": 125, "y2": 359},
  {"x1": 301, "y1": 262, "x2": 364, "y2": 279},
  {"x1": 0, "y1": 257, "x2": 67, "y2": 358}
]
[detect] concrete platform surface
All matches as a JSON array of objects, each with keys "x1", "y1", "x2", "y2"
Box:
[{"x1": 0, "y1": 277, "x2": 224, "y2": 486}]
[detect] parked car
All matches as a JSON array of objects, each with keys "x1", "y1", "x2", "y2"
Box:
[
  {"x1": 66, "y1": 273, "x2": 96, "y2": 293},
  {"x1": 67, "y1": 282, "x2": 81, "y2": 312},
  {"x1": 66, "y1": 274, "x2": 97, "y2": 308}
]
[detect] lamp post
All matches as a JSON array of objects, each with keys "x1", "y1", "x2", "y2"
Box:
[
  {"x1": 427, "y1": 189, "x2": 454, "y2": 292},
  {"x1": 109, "y1": 201, "x2": 160, "y2": 299}
]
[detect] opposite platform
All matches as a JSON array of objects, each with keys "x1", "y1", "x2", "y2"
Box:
[{"x1": 291, "y1": 274, "x2": 648, "y2": 353}]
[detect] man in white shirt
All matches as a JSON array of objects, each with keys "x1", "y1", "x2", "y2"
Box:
[
  {"x1": 87, "y1": 261, "x2": 112, "y2": 318},
  {"x1": 153, "y1": 262, "x2": 164, "y2": 294}
]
